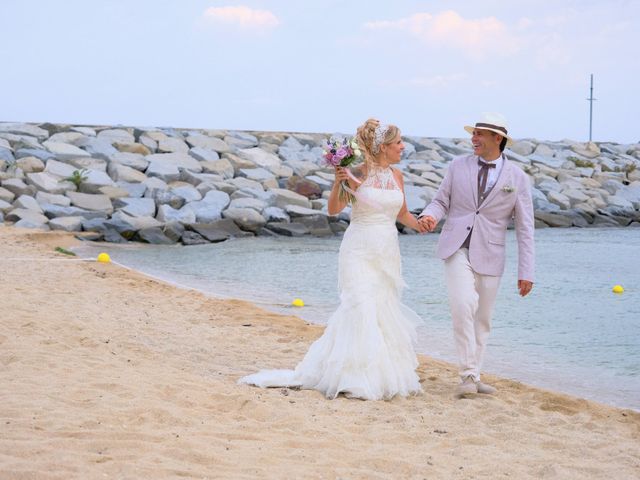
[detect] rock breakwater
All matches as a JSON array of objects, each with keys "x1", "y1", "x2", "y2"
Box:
[{"x1": 0, "y1": 121, "x2": 638, "y2": 244}]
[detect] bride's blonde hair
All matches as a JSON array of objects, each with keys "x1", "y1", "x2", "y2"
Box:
[{"x1": 356, "y1": 118, "x2": 400, "y2": 169}]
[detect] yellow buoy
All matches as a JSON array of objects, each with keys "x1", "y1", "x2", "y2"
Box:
[
  {"x1": 612, "y1": 285, "x2": 624, "y2": 294},
  {"x1": 291, "y1": 298, "x2": 305, "y2": 307},
  {"x1": 97, "y1": 252, "x2": 111, "y2": 263}
]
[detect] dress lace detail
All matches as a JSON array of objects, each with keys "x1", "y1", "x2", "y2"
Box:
[
  {"x1": 360, "y1": 166, "x2": 400, "y2": 190},
  {"x1": 239, "y1": 166, "x2": 423, "y2": 400}
]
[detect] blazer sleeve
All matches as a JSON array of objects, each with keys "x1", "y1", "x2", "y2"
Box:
[
  {"x1": 419, "y1": 161, "x2": 454, "y2": 222},
  {"x1": 514, "y1": 171, "x2": 535, "y2": 282}
]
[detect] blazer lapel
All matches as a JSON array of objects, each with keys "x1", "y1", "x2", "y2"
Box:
[
  {"x1": 467, "y1": 155, "x2": 479, "y2": 208},
  {"x1": 482, "y1": 155, "x2": 510, "y2": 206}
]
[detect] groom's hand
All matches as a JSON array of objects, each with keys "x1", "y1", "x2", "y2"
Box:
[
  {"x1": 419, "y1": 215, "x2": 437, "y2": 232},
  {"x1": 518, "y1": 280, "x2": 533, "y2": 297}
]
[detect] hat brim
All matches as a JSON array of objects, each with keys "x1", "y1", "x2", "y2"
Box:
[{"x1": 464, "y1": 125, "x2": 513, "y2": 146}]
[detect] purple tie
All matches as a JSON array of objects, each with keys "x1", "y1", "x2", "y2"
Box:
[{"x1": 477, "y1": 160, "x2": 496, "y2": 204}]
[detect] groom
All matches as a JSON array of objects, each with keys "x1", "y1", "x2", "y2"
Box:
[{"x1": 419, "y1": 113, "x2": 535, "y2": 397}]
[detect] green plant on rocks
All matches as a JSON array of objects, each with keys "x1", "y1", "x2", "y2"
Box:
[
  {"x1": 568, "y1": 156, "x2": 595, "y2": 168},
  {"x1": 61, "y1": 168, "x2": 89, "y2": 189}
]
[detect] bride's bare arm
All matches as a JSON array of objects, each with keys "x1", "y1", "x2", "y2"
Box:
[
  {"x1": 327, "y1": 165, "x2": 363, "y2": 215},
  {"x1": 393, "y1": 169, "x2": 427, "y2": 232}
]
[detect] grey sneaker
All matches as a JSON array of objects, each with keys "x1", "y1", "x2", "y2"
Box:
[
  {"x1": 455, "y1": 376, "x2": 478, "y2": 397},
  {"x1": 475, "y1": 381, "x2": 497, "y2": 395}
]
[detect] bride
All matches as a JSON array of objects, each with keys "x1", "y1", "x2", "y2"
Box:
[{"x1": 239, "y1": 118, "x2": 428, "y2": 400}]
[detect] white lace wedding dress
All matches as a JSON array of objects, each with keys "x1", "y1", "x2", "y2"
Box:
[{"x1": 239, "y1": 166, "x2": 423, "y2": 400}]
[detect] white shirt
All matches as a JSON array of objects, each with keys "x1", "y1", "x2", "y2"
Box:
[{"x1": 478, "y1": 154, "x2": 504, "y2": 192}]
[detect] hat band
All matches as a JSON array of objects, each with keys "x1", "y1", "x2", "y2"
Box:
[{"x1": 475, "y1": 122, "x2": 508, "y2": 135}]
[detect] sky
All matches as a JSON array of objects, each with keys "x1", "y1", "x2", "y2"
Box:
[{"x1": 1, "y1": 0, "x2": 639, "y2": 144}]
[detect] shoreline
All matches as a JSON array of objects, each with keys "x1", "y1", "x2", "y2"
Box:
[{"x1": 1, "y1": 225, "x2": 639, "y2": 479}]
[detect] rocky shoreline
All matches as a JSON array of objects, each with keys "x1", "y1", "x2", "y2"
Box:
[{"x1": 0, "y1": 121, "x2": 638, "y2": 245}]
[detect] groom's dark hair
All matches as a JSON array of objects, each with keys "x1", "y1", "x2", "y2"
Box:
[{"x1": 499, "y1": 136, "x2": 507, "y2": 152}]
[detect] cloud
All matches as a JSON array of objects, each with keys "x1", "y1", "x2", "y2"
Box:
[
  {"x1": 364, "y1": 10, "x2": 519, "y2": 59},
  {"x1": 202, "y1": 6, "x2": 280, "y2": 30}
]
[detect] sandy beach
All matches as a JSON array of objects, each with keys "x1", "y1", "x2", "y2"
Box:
[{"x1": 1, "y1": 226, "x2": 638, "y2": 479}]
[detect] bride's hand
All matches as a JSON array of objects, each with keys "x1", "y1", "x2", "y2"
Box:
[{"x1": 334, "y1": 166, "x2": 349, "y2": 183}]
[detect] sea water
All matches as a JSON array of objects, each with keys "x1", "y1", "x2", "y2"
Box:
[{"x1": 74, "y1": 228, "x2": 640, "y2": 410}]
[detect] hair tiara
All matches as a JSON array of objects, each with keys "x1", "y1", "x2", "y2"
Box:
[{"x1": 372, "y1": 124, "x2": 389, "y2": 154}]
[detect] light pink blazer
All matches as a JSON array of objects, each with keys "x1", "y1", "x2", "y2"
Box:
[{"x1": 420, "y1": 154, "x2": 535, "y2": 281}]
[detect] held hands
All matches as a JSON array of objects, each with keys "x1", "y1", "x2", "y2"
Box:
[
  {"x1": 518, "y1": 280, "x2": 533, "y2": 297},
  {"x1": 418, "y1": 215, "x2": 437, "y2": 232}
]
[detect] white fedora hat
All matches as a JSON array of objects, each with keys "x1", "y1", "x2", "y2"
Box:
[{"x1": 464, "y1": 112, "x2": 514, "y2": 146}]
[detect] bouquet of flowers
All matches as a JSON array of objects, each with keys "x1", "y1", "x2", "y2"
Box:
[{"x1": 322, "y1": 136, "x2": 362, "y2": 203}]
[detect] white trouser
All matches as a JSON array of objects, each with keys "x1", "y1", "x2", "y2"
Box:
[{"x1": 444, "y1": 248, "x2": 501, "y2": 382}]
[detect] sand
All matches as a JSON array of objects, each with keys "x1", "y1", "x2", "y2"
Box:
[{"x1": 0, "y1": 226, "x2": 638, "y2": 479}]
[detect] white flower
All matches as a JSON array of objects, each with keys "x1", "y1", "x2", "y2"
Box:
[
  {"x1": 354, "y1": 149, "x2": 362, "y2": 157},
  {"x1": 502, "y1": 185, "x2": 515, "y2": 193}
]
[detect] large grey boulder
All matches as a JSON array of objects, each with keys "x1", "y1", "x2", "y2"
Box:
[
  {"x1": 189, "y1": 147, "x2": 221, "y2": 163},
  {"x1": 0, "y1": 186, "x2": 16, "y2": 202},
  {"x1": 263, "y1": 206, "x2": 289, "y2": 222},
  {"x1": 225, "y1": 132, "x2": 258, "y2": 149},
  {"x1": 2, "y1": 178, "x2": 36, "y2": 197},
  {"x1": 44, "y1": 159, "x2": 77, "y2": 178},
  {"x1": 76, "y1": 137, "x2": 119, "y2": 159},
  {"x1": 188, "y1": 218, "x2": 251, "y2": 242},
  {"x1": 13, "y1": 194, "x2": 43, "y2": 213},
  {"x1": 97, "y1": 128, "x2": 135, "y2": 145},
  {"x1": 547, "y1": 191, "x2": 571, "y2": 210},
  {"x1": 227, "y1": 177, "x2": 264, "y2": 191},
  {"x1": 114, "y1": 197, "x2": 156, "y2": 217},
  {"x1": 16, "y1": 156, "x2": 45, "y2": 173},
  {"x1": 0, "y1": 123, "x2": 49, "y2": 140},
  {"x1": 5, "y1": 208, "x2": 49, "y2": 224},
  {"x1": 48, "y1": 132, "x2": 85, "y2": 144},
  {"x1": 41, "y1": 203, "x2": 107, "y2": 220},
  {"x1": 156, "y1": 204, "x2": 196, "y2": 224},
  {"x1": 158, "y1": 137, "x2": 189, "y2": 154},
  {"x1": 185, "y1": 135, "x2": 232, "y2": 153},
  {"x1": 170, "y1": 184, "x2": 202, "y2": 203},
  {"x1": 238, "y1": 148, "x2": 281, "y2": 169},
  {"x1": 80, "y1": 169, "x2": 116, "y2": 194},
  {"x1": 106, "y1": 210, "x2": 162, "y2": 237},
  {"x1": 200, "y1": 158, "x2": 234, "y2": 178},
  {"x1": 0, "y1": 199, "x2": 12, "y2": 213},
  {"x1": 184, "y1": 190, "x2": 230, "y2": 223},
  {"x1": 265, "y1": 222, "x2": 309, "y2": 236},
  {"x1": 15, "y1": 148, "x2": 56, "y2": 162},
  {"x1": 43, "y1": 141, "x2": 89, "y2": 160},
  {"x1": 67, "y1": 156, "x2": 108, "y2": 172},
  {"x1": 617, "y1": 184, "x2": 640, "y2": 209},
  {"x1": 561, "y1": 189, "x2": 590, "y2": 207},
  {"x1": 108, "y1": 163, "x2": 148, "y2": 183},
  {"x1": 145, "y1": 153, "x2": 203, "y2": 173},
  {"x1": 145, "y1": 161, "x2": 180, "y2": 183},
  {"x1": 109, "y1": 152, "x2": 149, "y2": 171},
  {"x1": 49, "y1": 216, "x2": 83, "y2": 232},
  {"x1": 66, "y1": 191, "x2": 114, "y2": 213},
  {"x1": 269, "y1": 188, "x2": 312, "y2": 209},
  {"x1": 222, "y1": 207, "x2": 266, "y2": 232},
  {"x1": 534, "y1": 212, "x2": 573, "y2": 227},
  {"x1": 605, "y1": 195, "x2": 636, "y2": 215},
  {"x1": 13, "y1": 218, "x2": 50, "y2": 230},
  {"x1": 113, "y1": 182, "x2": 146, "y2": 198},
  {"x1": 229, "y1": 197, "x2": 267, "y2": 212},
  {"x1": 136, "y1": 227, "x2": 176, "y2": 245},
  {"x1": 282, "y1": 159, "x2": 319, "y2": 177}
]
